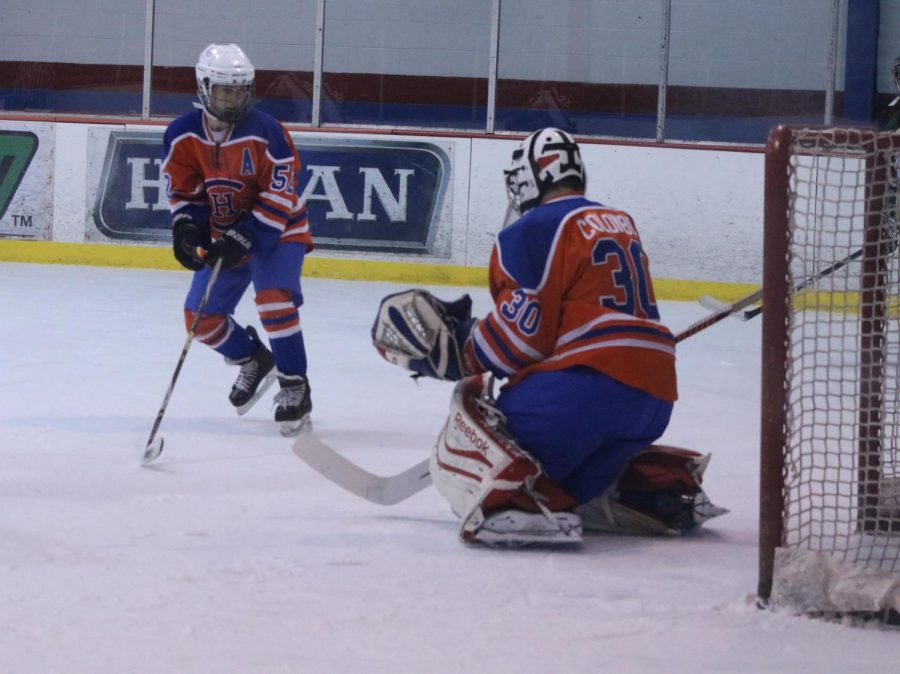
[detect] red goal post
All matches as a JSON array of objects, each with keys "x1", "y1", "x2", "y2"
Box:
[{"x1": 758, "y1": 125, "x2": 900, "y2": 619}]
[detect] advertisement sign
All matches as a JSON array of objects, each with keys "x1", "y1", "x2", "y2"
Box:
[
  {"x1": 87, "y1": 129, "x2": 453, "y2": 256},
  {"x1": 0, "y1": 122, "x2": 54, "y2": 241}
]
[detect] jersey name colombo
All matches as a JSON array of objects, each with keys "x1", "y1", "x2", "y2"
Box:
[
  {"x1": 466, "y1": 194, "x2": 676, "y2": 402},
  {"x1": 161, "y1": 109, "x2": 312, "y2": 249}
]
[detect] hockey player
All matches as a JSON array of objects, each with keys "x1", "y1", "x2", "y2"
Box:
[
  {"x1": 372, "y1": 128, "x2": 725, "y2": 545},
  {"x1": 162, "y1": 44, "x2": 314, "y2": 436}
]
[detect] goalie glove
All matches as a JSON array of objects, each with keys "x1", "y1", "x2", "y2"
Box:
[{"x1": 372, "y1": 289, "x2": 476, "y2": 381}]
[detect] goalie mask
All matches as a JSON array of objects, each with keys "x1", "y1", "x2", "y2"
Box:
[
  {"x1": 504, "y1": 127, "x2": 585, "y2": 216},
  {"x1": 196, "y1": 43, "x2": 255, "y2": 124}
]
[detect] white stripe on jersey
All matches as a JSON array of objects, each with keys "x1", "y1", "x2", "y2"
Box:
[
  {"x1": 471, "y1": 330, "x2": 516, "y2": 376},
  {"x1": 543, "y1": 338, "x2": 676, "y2": 364}
]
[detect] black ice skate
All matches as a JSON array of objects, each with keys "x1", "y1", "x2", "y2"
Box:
[
  {"x1": 273, "y1": 374, "x2": 312, "y2": 437},
  {"x1": 226, "y1": 326, "x2": 277, "y2": 415}
]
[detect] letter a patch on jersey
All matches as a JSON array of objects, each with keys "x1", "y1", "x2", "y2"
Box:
[{"x1": 241, "y1": 148, "x2": 255, "y2": 176}]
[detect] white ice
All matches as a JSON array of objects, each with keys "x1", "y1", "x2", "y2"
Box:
[{"x1": 1, "y1": 261, "x2": 898, "y2": 673}]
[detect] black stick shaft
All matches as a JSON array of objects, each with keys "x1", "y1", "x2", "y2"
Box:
[
  {"x1": 144, "y1": 258, "x2": 223, "y2": 452},
  {"x1": 677, "y1": 246, "x2": 865, "y2": 341}
]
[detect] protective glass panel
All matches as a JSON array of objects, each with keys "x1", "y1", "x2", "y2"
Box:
[
  {"x1": 495, "y1": 0, "x2": 662, "y2": 139},
  {"x1": 151, "y1": 0, "x2": 317, "y2": 122},
  {"x1": 321, "y1": 0, "x2": 492, "y2": 130},
  {"x1": 0, "y1": 0, "x2": 145, "y2": 115},
  {"x1": 666, "y1": 0, "x2": 841, "y2": 143}
]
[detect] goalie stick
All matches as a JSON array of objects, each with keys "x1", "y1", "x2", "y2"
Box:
[
  {"x1": 292, "y1": 434, "x2": 432, "y2": 505},
  {"x1": 297, "y1": 282, "x2": 739, "y2": 503},
  {"x1": 297, "y1": 279, "x2": 767, "y2": 502},
  {"x1": 295, "y1": 246, "x2": 873, "y2": 502}
]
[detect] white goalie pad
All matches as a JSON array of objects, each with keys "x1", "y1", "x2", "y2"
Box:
[
  {"x1": 372, "y1": 289, "x2": 466, "y2": 381},
  {"x1": 430, "y1": 375, "x2": 532, "y2": 526},
  {"x1": 430, "y1": 375, "x2": 579, "y2": 544}
]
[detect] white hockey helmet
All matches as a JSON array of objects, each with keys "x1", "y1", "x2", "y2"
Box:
[
  {"x1": 195, "y1": 43, "x2": 255, "y2": 123},
  {"x1": 503, "y1": 127, "x2": 585, "y2": 215}
]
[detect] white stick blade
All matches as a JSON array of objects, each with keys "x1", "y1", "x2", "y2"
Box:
[
  {"x1": 699, "y1": 294, "x2": 730, "y2": 312},
  {"x1": 142, "y1": 437, "x2": 164, "y2": 465},
  {"x1": 292, "y1": 434, "x2": 431, "y2": 505},
  {"x1": 699, "y1": 295, "x2": 755, "y2": 321}
]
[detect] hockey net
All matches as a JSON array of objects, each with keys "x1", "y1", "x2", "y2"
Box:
[{"x1": 758, "y1": 126, "x2": 900, "y2": 620}]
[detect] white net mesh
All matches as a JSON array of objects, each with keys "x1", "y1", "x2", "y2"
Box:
[{"x1": 781, "y1": 128, "x2": 900, "y2": 579}]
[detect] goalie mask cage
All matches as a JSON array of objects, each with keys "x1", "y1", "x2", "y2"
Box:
[{"x1": 758, "y1": 125, "x2": 900, "y2": 620}]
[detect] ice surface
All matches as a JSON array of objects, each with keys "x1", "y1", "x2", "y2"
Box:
[{"x1": 1, "y1": 262, "x2": 898, "y2": 673}]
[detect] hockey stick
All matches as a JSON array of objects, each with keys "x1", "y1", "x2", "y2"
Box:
[
  {"x1": 700, "y1": 248, "x2": 863, "y2": 321},
  {"x1": 675, "y1": 246, "x2": 866, "y2": 342},
  {"x1": 292, "y1": 434, "x2": 432, "y2": 505},
  {"x1": 674, "y1": 286, "x2": 764, "y2": 343},
  {"x1": 295, "y1": 279, "x2": 756, "y2": 501},
  {"x1": 297, "y1": 278, "x2": 756, "y2": 501},
  {"x1": 698, "y1": 294, "x2": 750, "y2": 320},
  {"x1": 294, "y1": 247, "x2": 870, "y2": 501},
  {"x1": 292, "y1": 273, "x2": 781, "y2": 501},
  {"x1": 142, "y1": 257, "x2": 223, "y2": 465}
]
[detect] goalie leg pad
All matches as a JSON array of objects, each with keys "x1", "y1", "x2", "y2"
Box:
[
  {"x1": 430, "y1": 375, "x2": 580, "y2": 545},
  {"x1": 576, "y1": 445, "x2": 728, "y2": 536}
]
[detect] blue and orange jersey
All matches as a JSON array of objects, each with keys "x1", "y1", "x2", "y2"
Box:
[
  {"x1": 465, "y1": 194, "x2": 676, "y2": 402},
  {"x1": 161, "y1": 108, "x2": 312, "y2": 251}
]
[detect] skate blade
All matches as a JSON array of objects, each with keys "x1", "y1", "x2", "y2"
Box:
[
  {"x1": 235, "y1": 371, "x2": 278, "y2": 416},
  {"x1": 279, "y1": 415, "x2": 312, "y2": 438}
]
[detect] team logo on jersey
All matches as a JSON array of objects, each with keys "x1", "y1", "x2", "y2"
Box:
[
  {"x1": 205, "y1": 178, "x2": 244, "y2": 222},
  {"x1": 92, "y1": 131, "x2": 451, "y2": 254},
  {"x1": 0, "y1": 131, "x2": 38, "y2": 221}
]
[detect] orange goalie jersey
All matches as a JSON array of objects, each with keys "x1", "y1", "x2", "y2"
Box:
[
  {"x1": 161, "y1": 108, "x2": 312, "y2": 251},
  {"x1": 465, "y1": 194, "x2": 677, "y2": 402}
]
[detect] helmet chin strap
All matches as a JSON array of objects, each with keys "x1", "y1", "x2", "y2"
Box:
[{"x1": 204, "y1": 109, "x2": 233, "y2": 131}]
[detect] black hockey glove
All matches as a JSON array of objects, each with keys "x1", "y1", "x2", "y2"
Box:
[
  {"x1": 172, "y1": 213, "x2": 209, "y2": 271},
  {"x1": 205, "y1": 226, "x2": 254, "y2": 269}
]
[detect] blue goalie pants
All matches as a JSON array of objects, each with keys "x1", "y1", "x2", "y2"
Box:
[{"x1": 496, "y1": 367, "x2": 673, "y2": 504}]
